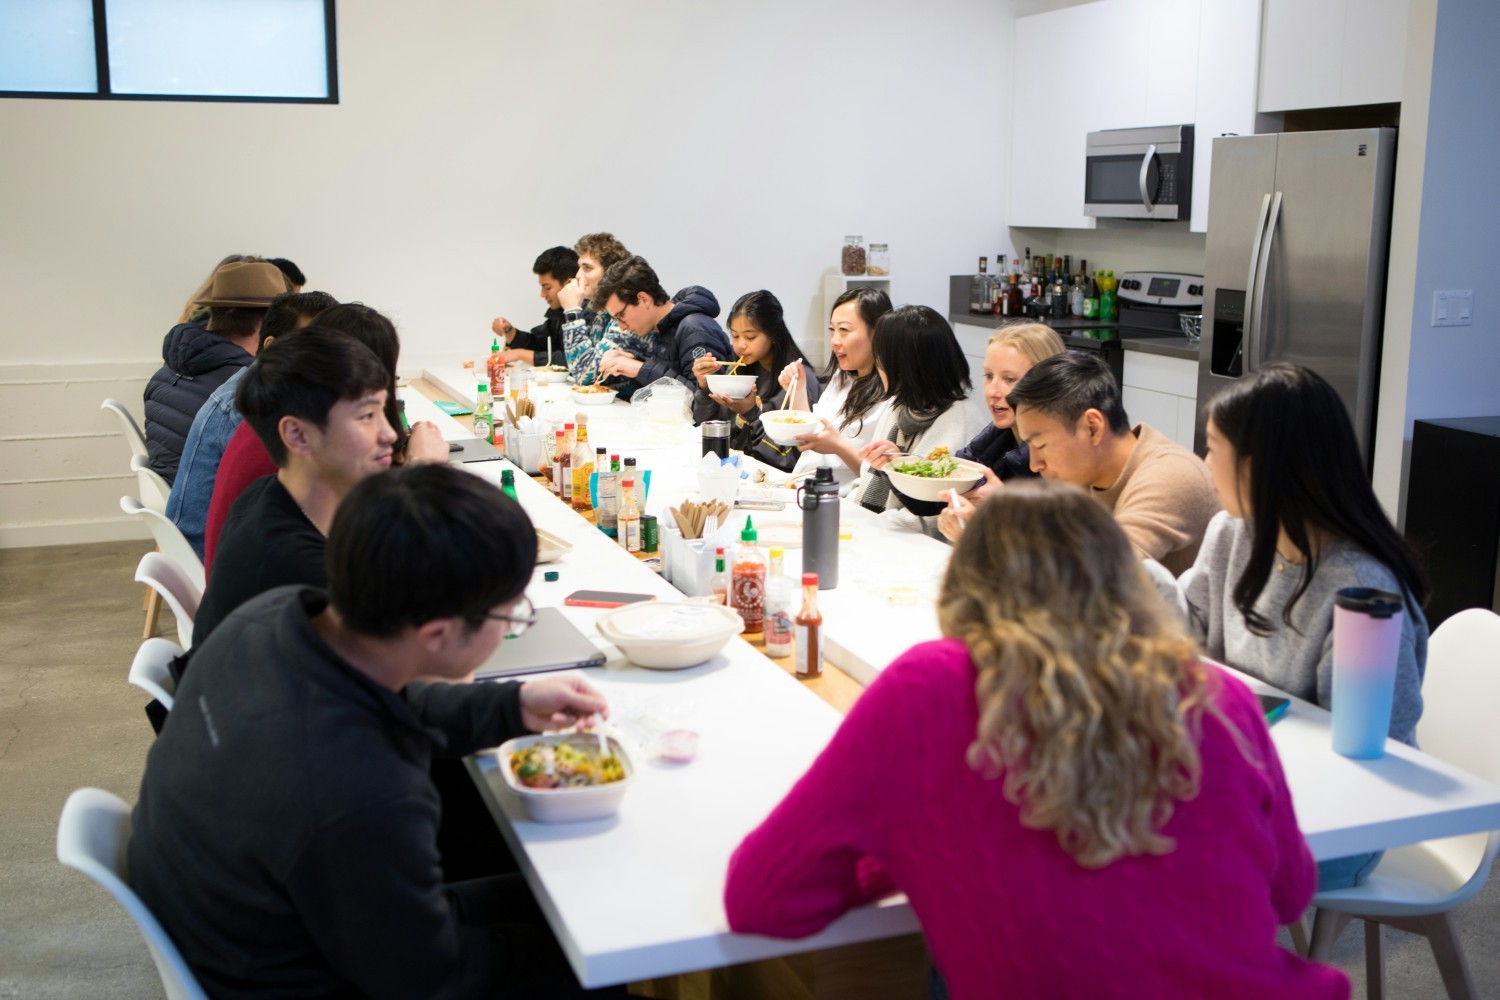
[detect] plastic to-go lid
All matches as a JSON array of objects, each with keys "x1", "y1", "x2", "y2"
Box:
[
  {"x1": 603, "y1": 602, "x2": 739, "y2": 642},
  {"x1": 741, "y1": 515, "x2": 756, "y2": 543}
]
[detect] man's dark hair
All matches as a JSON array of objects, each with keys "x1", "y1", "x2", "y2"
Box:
[
  {"x1": 870, "y1": 305, "x2": 970, "y2": 414},
  {"x1": 532, "y1": 246, "x2": 579, "y2": 283},
  {"x1": 327, "y1": 464, "x2": 537, "y2": 638},
  {"x1": 235, "y1": 326, "x2": 391, "y2": 467},
  {"x1": 268, "y1": 257, "x2": 306, "y2": 287},
  {"x1": 312, "y1": 302, "x2": 399, "y2": 377},
  {"x1": 1006, "y1": 351, "x2": 1130, "y2": 434},
  {"x1": 206, "y1": 306, "x2": 269, "y2": 338},
  {"x1": 260, "y1": 290, "x2": 339, "y2": 348},
  {"x1": 592, "y1": 255, "x2": 669, "y2": 311}
]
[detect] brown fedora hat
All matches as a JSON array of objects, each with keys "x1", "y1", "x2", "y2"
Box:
[{"x1": 195, "y1": 261, "x2": 289, "y2": 307}]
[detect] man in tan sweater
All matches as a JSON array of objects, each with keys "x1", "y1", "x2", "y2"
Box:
[{"x1": 1008, "y1": 352, "x2": 1219, "y2": 575}]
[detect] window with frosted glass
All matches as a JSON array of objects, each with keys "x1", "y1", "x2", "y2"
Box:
[{"x1": 0, "y1": 0, "x2": 336, "y2": 103}]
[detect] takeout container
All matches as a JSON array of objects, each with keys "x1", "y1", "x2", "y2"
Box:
[
  {"x1": 759, "y1": 409, "x2": 820, "y2": 446},
  {"x1": 535, "y1": 528, "x2": 572, "y2": 564},
  {"x1": 597, "y1": 601, "x2": 743, "y2": 669},
  {"x1": 497, "y1": 733, "x2": 635, "y2": 823},
  {"x1": 570, "y1": 385, "x2": 617, "y2": 406},
  {"x1": 707, "y1": 373, "x2": 758, "y2": 399},
  {"x1": 883, "y1": 458, "x2": 987, "y2": 503}
]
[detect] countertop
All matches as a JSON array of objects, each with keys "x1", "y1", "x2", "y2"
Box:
[{"x1": 949, "y1": 311, "x2": 1201, "y2": 362}]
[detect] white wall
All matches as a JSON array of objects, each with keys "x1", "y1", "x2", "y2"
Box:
[
  {"x1": 1372, "y1": 0, "x2": 1500, "y2": 523},
  {"x1": 0, "y1": 0, "x2": 1013, "y2": 546}
]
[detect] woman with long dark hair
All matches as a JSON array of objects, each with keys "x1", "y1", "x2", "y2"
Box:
[
  {"x1": 1148, "y1": 363, "x2": 1429, "y2": 889},
  {"x1": 726, "y1": 481, "x2": 1345, "y2": 999},
  {"x1": 854, "y1": 306, "x2": 988, "y2": 520},
  {"x1": 775, "y1": 287, "x2": 893, "y2": 482},
  {"x1": 690, "y1": 290, "x2": 821, "y2": 469}
]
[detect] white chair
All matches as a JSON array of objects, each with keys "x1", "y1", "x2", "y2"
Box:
[
  {"x1": 101, "y1": 398, "x2": 149, "y2": 462},
  {"x1": 134, "y1": 553, "x2": 199, "y2": 650},
  {"x1": 128, "y1": 637, "x2": 181, "y2": 710},
  {"x1": 1308, "y1": 608, "x2": 1500, "y2": 999},
  {"x1": 130, "y1": 453, "x2": 173, "y2": 515},
  {"x1": 119, "y1": 496, "x2": 206, "y2": 593},
  {"x1": 56, "y1": 788, "x2": 208, "y2": 1000}
]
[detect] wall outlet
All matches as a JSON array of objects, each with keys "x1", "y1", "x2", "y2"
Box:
[{"x1": 1432, "y1": 290, "x2": 1474, "y2": 327}]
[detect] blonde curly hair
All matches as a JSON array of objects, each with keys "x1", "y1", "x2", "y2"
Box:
[{"x1": 938, "y1": 480, "x2": 1214, "y2": 868}]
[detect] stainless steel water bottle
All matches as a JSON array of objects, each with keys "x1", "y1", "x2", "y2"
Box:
[{"x1": 798, "y1": 465, "x2": 840, "y2": 590}]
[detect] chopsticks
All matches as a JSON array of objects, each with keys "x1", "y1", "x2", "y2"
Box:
[
  {"x1": 718, "y1": 356, "x2": 749, "y2": 372},
  {"x1": 783, "y1": 366, "x2": 798, "y2": 412},
  {"x1": 668, "y1": 500, "x2": 732, "y2": 539}
]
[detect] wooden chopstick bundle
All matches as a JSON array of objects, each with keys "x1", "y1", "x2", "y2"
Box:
[{"x1": 667, "y1": 499, "x2": 732, "y2": 539}]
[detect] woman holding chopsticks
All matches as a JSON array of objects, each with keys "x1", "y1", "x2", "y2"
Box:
[{"x1": 690, "y1": 290, "x2": 822, "y2": 470}]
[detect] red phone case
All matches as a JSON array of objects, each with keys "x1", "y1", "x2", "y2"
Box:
[{"x1": 563, "y1": 591, "x2": 656, "y2": 609}]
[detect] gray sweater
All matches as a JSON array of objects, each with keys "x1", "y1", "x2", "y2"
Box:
[{"x1": 1146, "y1": 511, "x2": 1428, "y2": 746}]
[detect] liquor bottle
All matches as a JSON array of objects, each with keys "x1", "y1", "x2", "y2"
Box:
[
  {"x1": 993, "y1": 254, "x2": 1009, "y2": 314},
  {"x1": 794, "y1": 572, "x2": 823, "y2": 679},
  {"x1": 708, "y1": 547, "x2": 729, "y2": 605},
  {"x1": 970, "y1": 257, "x2": 991, "y2": 314},
  {"x1": 1069, "y1": 272, "x2": 1086, "y2": 317},
  {"x1": 618, "y1": 478, "x2": 641, "y2": 552},
  {"x1": 1003, "y1": 270, "x2": 1024, "y2": 317},
  {"x1": 1050, "y1": 269, "x2": 1068, "y2": 319},
  {"x1": 763, "y1": 548, "x2": 795, "y2": 658},
  {"x1": 598, "y1": 452, "x2": 620, "y2": 536},
  {"x1": 571, "y1": 420, "x2": 593, "y2": 510},
  {"x1": 472, "y1": 384, "x2": 493, "y2": 444},
  {"x1": 731, "y1": 516, "x2": 766, "y2": 634},
  {"x1": 552, "y1": 430, "x2": 568, "y2": 496}
]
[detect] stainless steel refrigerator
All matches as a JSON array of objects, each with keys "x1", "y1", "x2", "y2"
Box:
[{"x1": 1196, "y1": 127, "x2": 1397, "y2": 467}]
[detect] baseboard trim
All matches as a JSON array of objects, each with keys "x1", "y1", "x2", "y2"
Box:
[{"x1": 0, "y1": 518, "x2": 151, "y2": 550}]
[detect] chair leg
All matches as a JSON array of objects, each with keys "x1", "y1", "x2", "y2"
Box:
[
  {"x1": 142, "y1": 587, "x2": 161, "y2": 639},
  {"x1": 1364, "y1": 919, "x2": 1385, "y2": 1000},
  {"x1": 1421, "y1": 912, "x2": 1477, "y2": 1000},
  {"x1": 1308, "y1": 909, "x2": 1352, "y2": 962},
  {"x1": 1287, "y1": 912, "x2": 1311, "y2": 956}
]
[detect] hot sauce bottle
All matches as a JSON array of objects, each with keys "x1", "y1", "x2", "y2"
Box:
[
  {"x1": 795, "y1": 572, "x2": 823, "y2": 679},
  {"x1": 731, "y1": 516, "x2": 765, "y2": 634}
]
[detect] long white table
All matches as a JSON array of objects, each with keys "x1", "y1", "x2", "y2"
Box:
[{"x1": 426, "y1": 364, "x2": 1500, "y2": 988}]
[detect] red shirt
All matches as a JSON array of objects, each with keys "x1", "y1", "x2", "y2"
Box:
[
  {"x1": 725, "y1": 639, "x2": 1348, "y2": 1000},
  {"x1": 204, "y1": 421, "x2": 276, "y2": 576}
]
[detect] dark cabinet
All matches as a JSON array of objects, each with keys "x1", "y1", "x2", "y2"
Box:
[{"x1": 1405, "y1": 416, "x2": 1500, "y2": 629}]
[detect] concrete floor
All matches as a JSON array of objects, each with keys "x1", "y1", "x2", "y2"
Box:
[{"x1": 0, "y1": 540, "x2": 1495, "y2": 999}]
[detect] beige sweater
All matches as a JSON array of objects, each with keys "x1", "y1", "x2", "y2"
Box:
[{"x1": 1094, "y1": 424, "x2": 1219, "y2": 575}]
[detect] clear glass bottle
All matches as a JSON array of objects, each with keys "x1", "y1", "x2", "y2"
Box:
[
  {"x1": 970, "y1": 257, "x2": 991, "y2": 314},
  {"x1": 841, "y1": 235, "x2": 867, "y2": 276},
  {"x1": 866, "y1": 243, "x2": 890, "y2": 276},
  {"x1": 619, "y1": 478, "x2": 641, "y2": 552},
  {"x1": 598, "y1": 452, "x2": 620, "y2": 536},
  {"x1": 763, "y1": 548, "x2": 795, "y2": 658}
]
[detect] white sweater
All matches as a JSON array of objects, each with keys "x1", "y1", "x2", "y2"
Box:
[{"x1": 854, "y1": 398, "x2": 990, "y2": 529}]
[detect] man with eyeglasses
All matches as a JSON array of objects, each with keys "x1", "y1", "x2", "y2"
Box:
[
  {"x1": 130, "y1": 464, "x2": 618, "y2": 998},
  {"x1": 593, "y1": 254, "x2": 732, "y2": 395}
]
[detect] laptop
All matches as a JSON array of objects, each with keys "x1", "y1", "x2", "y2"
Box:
[{"x1": 473, "y1": 607, "x2": 606, "y2": 680}]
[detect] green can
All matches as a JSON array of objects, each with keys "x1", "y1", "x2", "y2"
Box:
[{"x1": 640, "y1": 514, "x2": 659, "y2": 554}]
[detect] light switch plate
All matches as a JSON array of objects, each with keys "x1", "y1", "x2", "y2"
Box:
[{"x1": 1432, "y1": 290, "x2": 1474, "y2": 327}]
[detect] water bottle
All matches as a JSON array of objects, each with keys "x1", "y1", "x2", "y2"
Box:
[
  {"x1": 797, "y1": 465, "x2": 840, "y2": 590},
  {"x1": 1331, "y1": 588, "x2": 1405, "y2": 759}
]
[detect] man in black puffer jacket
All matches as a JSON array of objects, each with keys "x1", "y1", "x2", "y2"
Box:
[
  {"x1": 144, "y1": 260, "x2": 288, "y2": 484},
  {"x1": 591, "y1": 255, "x2": 731, "y2": 397}
]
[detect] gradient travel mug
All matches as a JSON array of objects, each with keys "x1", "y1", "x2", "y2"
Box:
[{"x1": 1331, "y1": 587, "x2": 1405, "y2": 759}]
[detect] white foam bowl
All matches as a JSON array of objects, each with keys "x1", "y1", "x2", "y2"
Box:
[
  {"x1": 883, "y1": 457, "x2": 987, "y2": 503},
  {"x1": 597, "y1": 601, "x2": 743, "y2": 670},
  {"x1": 497, "y1": 733, "x2": 635, "y2": 823},
  {"x1": 707, "y1": 373, "x2": 757, "y2": 399},
  {"x1": 535, "y1": 528, "x2": 572, "y2": 564},
  {"x1": 570, "y1": 385, "x2": 616, "y2": 406},
  {"x1": 759, "y1": 410, "x2": 821, "y2": 446}
]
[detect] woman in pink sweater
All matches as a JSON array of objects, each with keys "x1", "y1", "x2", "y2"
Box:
[{"x1": 724, "y1": 481, "x2": 1347, "y2": 1000}]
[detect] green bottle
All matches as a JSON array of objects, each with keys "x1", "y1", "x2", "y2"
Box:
[{"x1": 500, "y1": 469, "x2": 518, "y2": 503}]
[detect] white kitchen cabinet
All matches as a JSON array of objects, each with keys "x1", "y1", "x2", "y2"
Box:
[
  {"x1": 1190, "y1": 0, "x2": 1262, "y2": 232},
  {"x1": 1258, "y1": 0, "x2": 1406, "y2": 112},
  {"x1": 1121, "y1": 350, "x2": 1199, "y2": 450},
  {"x1": 1010, "y1": 0, "x2": 1231, "y2": 232}
]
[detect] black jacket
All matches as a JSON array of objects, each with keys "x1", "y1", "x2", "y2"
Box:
[
  {"x1": 509, "y1": 308, "x2": 568, "y2": 367},
  {"x1": 691, "y1": 361, "x2": 824, "y2": 472},
  {"x1": 130, "y1": 586, "x2": 530, "y2": 999},
  {"x1": 144, "y1": 322, "x2": 254, "y2": 484},
  {"x1": 620, "y1": 286, "x2": 732, "y2": 395}
]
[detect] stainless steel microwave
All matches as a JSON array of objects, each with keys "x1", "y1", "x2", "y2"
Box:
[{"x1": 1084, "y1": 125, "x2": 1194, "y2": 220}]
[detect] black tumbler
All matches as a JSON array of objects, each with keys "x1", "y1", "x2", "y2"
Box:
[{"x1": 702, "y1": 420, "x2": 730, "y2": 460}]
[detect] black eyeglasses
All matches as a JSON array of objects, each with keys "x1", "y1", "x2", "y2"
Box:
[
  {"x1": 487, "y1": 595, "x2": 537, "y2": 638},
  {"x1": 609, "y1": 302, "x2": 630, "y2": 324}
]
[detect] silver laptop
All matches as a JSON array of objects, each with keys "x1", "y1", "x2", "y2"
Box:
[{"x1": 473, "y1": 607, "x2": 606, "y2": 680}]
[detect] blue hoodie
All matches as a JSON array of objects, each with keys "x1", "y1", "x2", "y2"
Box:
[{"x1": 630, "y1": 286, "x2": 732, "y2": 394}]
